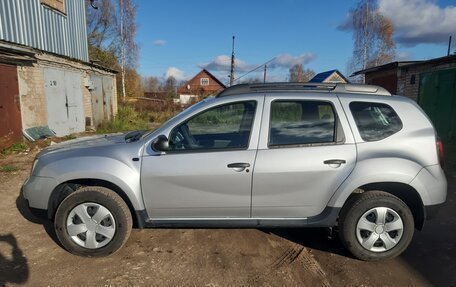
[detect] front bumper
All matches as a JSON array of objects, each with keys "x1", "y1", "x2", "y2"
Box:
[{"x1": 22, "y1": 175, "x2": 59, "y2": 210}]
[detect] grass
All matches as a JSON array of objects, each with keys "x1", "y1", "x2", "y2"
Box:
[
  {"x1": 64, "y1": 134, "x2": 77, "y2": 140},
  {"x1": 97, "y1": 105, "x2": 150, "y2": 134},
  {"x1": 96, "y1": 104, "x2": 177, "y2": 134},
  {"x1": 1, "y1": 142, "x2": 29, "y2": 155},
  {"x1": 0, "y1": 165, "x2": 19, "y2": 172}
]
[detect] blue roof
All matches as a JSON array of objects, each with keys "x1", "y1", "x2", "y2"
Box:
[{"x1": 309, "y1": 69, "x2": 346, "y2": 83}]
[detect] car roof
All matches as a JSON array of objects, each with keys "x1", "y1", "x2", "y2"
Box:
[{"x1": 216, "y1": 82, "x2": 391, "y2": 98}]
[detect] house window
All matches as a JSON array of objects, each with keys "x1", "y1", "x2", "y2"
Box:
[
  {"x1": 41, "y1": 0, "x2": 65, "y2": 14},
  {"x1": 200, "y1": 78, "x2": 209, "y2": 86},
  {"x1": 410, "y1": 75, "x2": 416, "y2": 85}
]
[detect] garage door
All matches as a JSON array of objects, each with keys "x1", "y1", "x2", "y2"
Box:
[
  {"x1": 0, "y1": 64, "x2": 22, "y2": 149},
  {"x1": 44, "y1": 68, "x2": 85, "y2": 136},
  {"x1": 419, "y1": 68, "x2": 456, "y2": 141},
  {"x1": 90, "y1": 75, "x2": 114, "y2": 127}
]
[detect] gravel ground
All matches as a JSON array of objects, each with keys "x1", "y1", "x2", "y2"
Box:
[{"x1": 0, "y1": 147, "x2": 454, "y2": 287}]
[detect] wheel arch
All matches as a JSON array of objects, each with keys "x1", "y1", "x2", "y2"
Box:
[
  {"x1": 47, "y1": 179, "x2": 146, "y2": 228},
  {"x1": 345, "y1": 182, "x2": 425, "y2": 230}
]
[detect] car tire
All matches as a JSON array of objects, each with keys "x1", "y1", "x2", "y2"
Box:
[
  {"x1": 54, "y1": 186, "x2": 132, "y2": 257},
  {"x1": 338, "y1": 190, "x2": 414, "y2": 261}
]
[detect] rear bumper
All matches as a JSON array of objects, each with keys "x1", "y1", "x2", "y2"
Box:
[{"x1": 410, "y1": 164, "x2": 447, "y2": 206}]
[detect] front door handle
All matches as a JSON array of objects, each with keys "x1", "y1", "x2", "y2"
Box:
[
  {"x1": 227, "y1": 162, "x2": 250, "y2": 168},
  {"x1": 323, "y1": 159, "x2": 346, "y2": 165},
  {"x1": 227, "y1": 162, "x2": 250, "y2": 172}
]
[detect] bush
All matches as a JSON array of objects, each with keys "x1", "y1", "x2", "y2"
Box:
[
  {"x1": 97, "y1": 105, "x2": 150, "y2": 134},
  {"x1": 96, "y1": 100, "x2": 180, "y2": 134},
  {"x1": 1, "y1": 142, "x2": 29, "y2": 155},
  {"x1": 0, "y1": 165, "x2": 19, "y2": 172}
]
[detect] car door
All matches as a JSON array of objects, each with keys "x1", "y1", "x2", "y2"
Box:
[
  {"x1": 252, "y1": 93, "x2": 356, "y2": 218},
  {"x1": 141, "y1": 96, "x2": 263, "y2": 218}
]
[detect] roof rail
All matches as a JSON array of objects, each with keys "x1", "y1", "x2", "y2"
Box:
[{"x1": 216, "y1": 82, "x2": 391, "y2": 97}]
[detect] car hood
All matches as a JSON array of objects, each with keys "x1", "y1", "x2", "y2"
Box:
[{"x1": 37, "y1": 133, "x2": 126, "y2": 157}]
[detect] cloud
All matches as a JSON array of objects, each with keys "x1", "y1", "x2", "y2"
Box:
[
  {"x1": 396, "y1": 50, "x2": 412, "y2": 60},
  {"x1": 165, "y1": 67, "x2": 186, "y2": 81},
  {"x1": 377, "y1": 0, "x2": 456, "y2": 46},
  {"x1": 153, "y1": 39, "x2": 167, "y2": 46},
  {"x1": 198, "y1": 53, "x2": 316, "y2": 74},
  {"x1": 269, "y1": 53, "x2": 316, "y2": 68},
  {"x1": 338, "y1": 0, "x2": 456, "y2": 47},
  {"x1": 198, "y1": 55, "x2": 256, "y2": 73}
]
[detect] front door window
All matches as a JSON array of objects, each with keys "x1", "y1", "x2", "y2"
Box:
[{"x1": 169, "y1": 101, "x2": 257, "y2": 151}]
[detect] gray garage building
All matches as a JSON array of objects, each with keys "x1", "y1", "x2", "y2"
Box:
[{"x1": 0, "y1": 0, "x2": 117, "y2": 148}]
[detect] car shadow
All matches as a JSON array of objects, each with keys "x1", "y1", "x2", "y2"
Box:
[
  {"x1": 0, "y1": 233, "x2": 29, "y2": 286},
  {"x1": 260, "y1": 227, "x2": 353, "y2": 258},
  {"x1": 15, "y1": 192, "x2": 62, "y2": 248}
]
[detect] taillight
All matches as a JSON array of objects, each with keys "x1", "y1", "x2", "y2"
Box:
[{"x1": 436, "y1": 137, "x2": 444, "y2": 168}]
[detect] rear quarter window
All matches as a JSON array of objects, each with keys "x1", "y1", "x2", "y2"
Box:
[{"x1": 349, "y1": 102, "x2": 402, "y2": 141}]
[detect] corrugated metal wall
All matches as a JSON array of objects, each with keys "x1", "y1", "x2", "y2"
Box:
[
  {"x1": 0, "y1": 0, "x2": 89, "y2": 62},
  {"x1": 419, "y1": 68, "x2": 456, "y2": 141}
]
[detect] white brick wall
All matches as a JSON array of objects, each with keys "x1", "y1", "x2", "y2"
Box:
[{"x1": 17, "y1": 52, "x2": 117, "y2": 132}]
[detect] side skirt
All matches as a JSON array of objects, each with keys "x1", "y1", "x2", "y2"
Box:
[{"x1": 135, "y1": 207, "x2": 340, "y2": 229}]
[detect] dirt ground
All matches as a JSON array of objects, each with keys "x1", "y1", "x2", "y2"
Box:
[{"x1": 0, "y1": 146, "x2": 455, "y2": 287}]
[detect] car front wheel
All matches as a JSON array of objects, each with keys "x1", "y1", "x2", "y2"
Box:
[
  {"x1": 54, "y1": 186, "x2": 132, "y2": 257},
  {"x1": 338, "y1": 190, "x2": 414, "y2": 261}
]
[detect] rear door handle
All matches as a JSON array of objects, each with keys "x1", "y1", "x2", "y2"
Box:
[
  {"x1": 227, "y1": 162, "x2": 250, "y2": 168},
  {"x1": 227, "y1": 162, "x2": 250, "y2": 172},
  {"x1": 323, "y1": 159, "x2": 346, "y2": 165}
]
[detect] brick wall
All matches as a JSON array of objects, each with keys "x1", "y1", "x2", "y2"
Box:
[
  {"x1": 398, "y1": 62, "x2": 456, "y2": 101},
  {"x1": 16, "y1": 51, "x2": 117, "y2": 132},
  {"x1": 17, "y1": 66, "x2": 48, "y2": 129}
]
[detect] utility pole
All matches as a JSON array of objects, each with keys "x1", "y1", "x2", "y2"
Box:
[
  {"x1": 229, "y1": 36, "x2": 235, "y2": 86},
  {"x1": 362, "y1": 1, "x2": 369, "y2": 84},
  {"x1": 263, "y1": 65, "x2": 267, "y2": 83},
  {"x1": 448, "y1": 36, "x2": 452, "y2": 56},
  {"x1": 120, "y1": 0, "x2": 126, "y2": 101}
]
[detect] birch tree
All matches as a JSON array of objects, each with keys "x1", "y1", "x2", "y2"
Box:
[
  {"x1": 345, "y1": 0, "x2": 395, "y2": 82},
  {"x1": 118, "y1": 0, "x2": 139, "y2": 101}
]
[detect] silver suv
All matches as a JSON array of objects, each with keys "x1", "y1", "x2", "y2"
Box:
[{"x1": 22, "y1": 83, "x2": 447, "y2": 260}]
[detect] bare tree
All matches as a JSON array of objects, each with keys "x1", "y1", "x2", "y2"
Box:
[
  {"x1": 86, "y1": 0, "x2": 116, "y2": 48},
  {"x1": 345, "y1": 0, "x2": 395, "y2": 82},
  {"x1": 289, "y1": 64, "x2": 315, "y2": 82},
  {"x1": 162, "y1": 76, "x2": 177, "y2": 99},
  {"x1": 85, "y1": 0, "x2": 119, "y2": 69},
  {"x1": 117, "y1": 0, "x2": 139, "y2": 101},
  {"x1": 85, "y1": 0, "x2": 139, "y2": 100},
  {"x1": 143, "y1": 76, "x2": 160, "y2": 92}
]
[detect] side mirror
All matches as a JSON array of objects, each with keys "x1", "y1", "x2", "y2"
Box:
[{"x1": 152, "y1": 135, "x2": 170, "y2": 152}]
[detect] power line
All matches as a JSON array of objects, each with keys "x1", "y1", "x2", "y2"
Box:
[{"x1": 232, "y1": 57, "x2": 276, "y2": 83}]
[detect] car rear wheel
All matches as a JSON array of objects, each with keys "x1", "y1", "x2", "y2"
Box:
[
  {"x1": 338, "y1": 190, "x2": 414, "y2": 261},
  {"x1": 54, "y1": 186, "x2": 132, "y2": 257}
]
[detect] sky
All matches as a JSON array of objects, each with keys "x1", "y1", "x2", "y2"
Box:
[{"x1": 136, "y1": 0, "x2": 456, "y2": 85}]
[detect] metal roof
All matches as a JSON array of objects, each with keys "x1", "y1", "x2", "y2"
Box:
[
  {"x1": 308, "y1": 69, "x2": 349, "y2": 83},
  {"x1": 351, "y1": 55, "x2": 456, "y2": 76},
  {"x1": 216, "y1": 82, "x2": 391, "y2": 97},
  {"x1": 351, "y1": 61, "x2": 422, "y2": 76},
  {"x1": 0, "y1": 0, "x2": 89, "y2": 62}
]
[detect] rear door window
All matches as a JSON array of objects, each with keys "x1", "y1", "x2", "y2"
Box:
[
  {"x1": 269, "y1": 100, "x2": 336, "y2": 146},
  {"x1": 349, "y1": 102, "x2": 402, "y2": 141}
]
